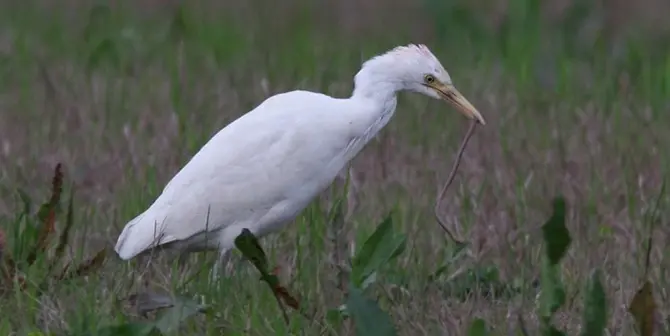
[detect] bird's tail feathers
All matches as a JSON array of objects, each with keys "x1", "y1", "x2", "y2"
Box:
[{"x1": 114, "y1": 210, "x2": 169, "y2": 260}]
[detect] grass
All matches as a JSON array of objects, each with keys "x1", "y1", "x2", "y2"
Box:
[{"x1": 0, "y1": 0, "x2": 669, "y2": 334}]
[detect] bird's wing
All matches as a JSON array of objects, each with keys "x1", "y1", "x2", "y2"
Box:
[{"x1": 114, "y1": 91, "x2": 360, "y2": 259}]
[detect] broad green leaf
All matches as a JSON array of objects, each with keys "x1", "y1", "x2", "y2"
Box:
[
  {"x1": 154, "y1": 295, "x2": 203, "y2": 334},
  {"x1": 388, "y1": 238, "x2": 407, "y2": 260},
  {"x1": 234, "y1": 228, "x2": 268, "y2": 273},
  {"x1": 467, "y1": 318, "x2": 489, "y2": 336},
  {"x1": 360, "y1": 271, "x2": 378, "y2": 290},
  {"x1": 539, "y1": 256, "x2": 566, "y2": 319},
  {"x1": 538, "y1": 198, "x2": 571, "y2": 334},
  {"x1": 90, "y1": 322, "x2": 159, "y2": 336},
  {"x1": 233, "y1": 230, "x2": 299, "y2": 309},
  {"x1": 351, "y1": 215, "x2": 406, "y2": 287},
  {"x1": 541, "y1": 197, "x2": 571, "y2": 265},
  {"x1": 629, "y1": 281, "x2": 656, "y2": 336},
  {"x1": 346, "y1": 285, "x2": 397, "y2": 336},
  {"x1": 580, "y1": 269, "x2": 607, "y2": 336}
]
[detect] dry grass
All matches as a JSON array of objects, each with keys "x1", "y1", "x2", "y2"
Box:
[{"x1": 0, "y1": 0, "x2": 669, "y2": 335}]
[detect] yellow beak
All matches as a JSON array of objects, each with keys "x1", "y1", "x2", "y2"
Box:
[{"x1": 430, "y1": 83, "x2": 486, "y2": 125}]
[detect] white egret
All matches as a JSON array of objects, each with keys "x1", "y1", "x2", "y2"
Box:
[{"x1": 114, "y1": 44, "x2": 485, "y2": 272}]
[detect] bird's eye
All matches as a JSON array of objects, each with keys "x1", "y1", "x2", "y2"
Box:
[{"x1": 424, "y1": 74, "x2": 436, "y2": 84}]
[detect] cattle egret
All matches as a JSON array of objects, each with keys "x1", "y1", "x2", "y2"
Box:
[{"x1": 114, "y1": 44, "x2": 485, "y2": 273}]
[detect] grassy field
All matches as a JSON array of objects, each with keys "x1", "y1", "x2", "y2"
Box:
[{"x1": 1, "y1": 0, "x2": 670, "y2": 335}]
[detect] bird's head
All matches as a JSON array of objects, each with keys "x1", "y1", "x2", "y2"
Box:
[{"x1": 357, "y1": 44, "x2": 486, "y2": 125}]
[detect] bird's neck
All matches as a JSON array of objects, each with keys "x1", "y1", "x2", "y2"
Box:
[
  {"x1": 350, "y1": 65, "x2": 399, "y2": 127},
  {"x1": 351, "y1": 65, "x2": 401, "y2": 103},
  {"x1": 343, "y1": 66, "x2": 400, "y2": 154}
]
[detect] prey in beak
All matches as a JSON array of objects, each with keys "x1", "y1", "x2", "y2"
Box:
[{"x1": 427, "y1": 82, "x2": 486, "y2": 125}]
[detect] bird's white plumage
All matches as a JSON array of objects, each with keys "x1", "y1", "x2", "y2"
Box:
[
  {"x1": 114, "y1": 44, "x2": 475, "y2": 262},
  {"x1": 115, "y1": 91, "x2": 384, "y2": 259}
]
